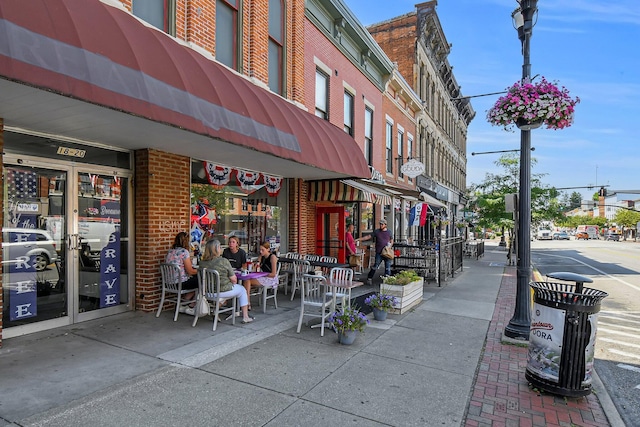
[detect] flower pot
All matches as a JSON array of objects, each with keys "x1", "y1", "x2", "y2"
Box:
[
  {"x1": 338, "y1": 330, "x2": 358, "y2": 345},
  {"x1": 380, "y1": 278, "x2": 424, "y2": 314},
  {"x1": 516, "y1": 118, "x2": 543, "y2": 131},
  {"x1": 372, "y1": 307, "x2": 388, "y2": 321}
]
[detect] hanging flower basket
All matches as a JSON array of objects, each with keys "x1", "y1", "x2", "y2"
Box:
[{"x1": 487, "y1": 77, "x2": 580, "y2": 131}]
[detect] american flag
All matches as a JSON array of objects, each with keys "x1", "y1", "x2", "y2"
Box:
[{"x1": 7, "y1": 169, "x2": 38, "y2": 200}]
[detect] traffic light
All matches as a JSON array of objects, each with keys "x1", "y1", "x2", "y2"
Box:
[{"x1": 598, "y1": 187, "x2": 607, "y2": 197}]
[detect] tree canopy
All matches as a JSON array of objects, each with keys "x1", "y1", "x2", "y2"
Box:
[{"x1": 468, "y1": 153, "x2": 565, "y2": 232}]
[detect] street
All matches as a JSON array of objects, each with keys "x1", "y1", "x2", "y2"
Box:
[{"x1": 531, "y1": 238, "x2": 640, "y2": 427}]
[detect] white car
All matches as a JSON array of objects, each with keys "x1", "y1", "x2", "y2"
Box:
[{"x1": 2, "y1": 228, "x2": 59, "y2": 272}]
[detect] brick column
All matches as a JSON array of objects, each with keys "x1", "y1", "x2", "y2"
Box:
[{"x1": 134, "y1": 149, "x2": 191, "y2": 312}]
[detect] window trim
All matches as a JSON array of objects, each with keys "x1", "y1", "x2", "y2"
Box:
[{"x1": 315, "y1": 68, "x2": 329, "y2": 120}]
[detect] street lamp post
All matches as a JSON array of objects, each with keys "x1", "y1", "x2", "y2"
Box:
[{"x1": 504, "y1": 0, "x2": 538, "y2": 340}]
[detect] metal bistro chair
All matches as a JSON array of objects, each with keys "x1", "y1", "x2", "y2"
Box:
[
  {"x1": 156, "y1": 263, "x2": 195, "y2": 322},
  {"x1": 192, "y1": 268, "x2": 238, "y2": 330},
  {"x1": 290, "y1": 259, "x2": 311, "y2": 301},
  {"x1": 250, "y1": 263, "x2": 281, "y2": 313},
  {"x1": 327, "y1": 267, "x2": 354, "y2": 310},
  {"x1": 297, "y1": 274, "x2": 333, "y2": 337},
  {"x1": 319, "y1": 255, "x2": 337, "y2": 276}
]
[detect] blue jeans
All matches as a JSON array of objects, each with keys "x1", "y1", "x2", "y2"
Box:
[{"x1": 368, "y1": 252, "x2": 391, "y2": 279}]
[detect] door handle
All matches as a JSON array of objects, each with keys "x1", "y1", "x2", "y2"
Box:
[{"x1": 68, "y1": 234, "x2": 80, "y2": 250}]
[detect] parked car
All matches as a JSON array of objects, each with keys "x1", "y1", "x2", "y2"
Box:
[
  {"x1": 2, "y1": 228, "x2": 59, "y2": 272},
  {"x1": 575, "y1": 231, "x2": 590, "y2": 240},
  {"x1": 552, "y1": 231, "x2": 570, "y2": 240},
  {"x1": 605, "y1": 232, "x2": 621, "y2": 241}
]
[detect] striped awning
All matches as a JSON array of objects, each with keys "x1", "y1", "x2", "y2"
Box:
[{"x1": 307, "y1": 180, "x2": 392, "y2": 205}]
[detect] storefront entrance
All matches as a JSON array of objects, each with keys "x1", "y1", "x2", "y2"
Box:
[
  {"x1": 3, "y1": 144, "x2": 132, "y2": 338},
  {"x1": 315, "y1": 206, "x2": 345, "y2": 262}
]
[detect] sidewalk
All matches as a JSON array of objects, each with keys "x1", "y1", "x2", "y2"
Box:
[{"x1": 0, "y1": 243, "x2": 620, "y2": 426}]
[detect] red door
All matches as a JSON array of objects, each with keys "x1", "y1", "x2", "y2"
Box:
[{"x1": 315, "y1": 206, "x2": 345, "y2": 262}]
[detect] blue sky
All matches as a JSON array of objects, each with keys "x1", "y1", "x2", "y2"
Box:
[{"x1": 346, "y1": 0, "x2": 640, "y2": 201}]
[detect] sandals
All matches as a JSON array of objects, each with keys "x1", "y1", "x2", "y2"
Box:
[{"x1": 241, "y1": 317, "x2": 254, "y2": 324}]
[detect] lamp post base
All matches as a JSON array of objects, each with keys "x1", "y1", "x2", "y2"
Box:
[{"x1": 504, "y1": 322, "x2": 530, "y2": 340}]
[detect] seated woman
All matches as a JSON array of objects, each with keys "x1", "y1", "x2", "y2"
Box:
[
  {"x1": 198, "y1": 239, "x2": 253, "y2": 323},
  {"x1": 166, "y1": 231, "x2": 199, "y2": 314},
  {"x1": 246, "y1": 241, "x2": 279, "y2": 310}
]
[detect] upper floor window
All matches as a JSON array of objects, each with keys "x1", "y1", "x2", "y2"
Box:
[
  {"x1": 385, "y1": 122, "x2": 393, "y2": 173},
  {"x1": 315, "y1": 69, "x2": 329, "y2": 120},
  {"x1": 216, "y1": 0, "x2": 239, "y2": 70},
  {"x1": 343, "y1": 91, "x2": 354, "y2": 136},
  {"x1": 132, "y1": 0, "x2": 175, "y2": 35},
  {"x1": 364, "y1": 107, "x2": 373, "y2": 166},
  {"x1": 268, "y1": 0, "x2": 284, "y2": 95},
  {"x1": 397, "y1": 129, "x2": 404, "y2": 178},
  {"x1": 407, "y1": 136, "x2": 413, "y2": 180}
]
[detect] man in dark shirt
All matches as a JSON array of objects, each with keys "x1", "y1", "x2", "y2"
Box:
[
  {"x1": 361, "y1": 219, "x2": 393, "y2": 284},
  {"x1": 222, "y1": 236, "x2": 247, "y2": 270}
]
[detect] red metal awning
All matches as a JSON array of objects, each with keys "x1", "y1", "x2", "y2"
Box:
[{"x1": 0, "y1": 0, "x2": 369, "y2": 179}]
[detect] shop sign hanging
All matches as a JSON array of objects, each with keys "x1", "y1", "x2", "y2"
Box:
[{"x1": 400, "y1": 158, "x2": 425, "y2": 178}]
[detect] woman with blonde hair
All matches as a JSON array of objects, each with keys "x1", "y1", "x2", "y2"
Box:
[
  {"x1": 246, "y1": 241, "x2": 279, "y2": 311},
  {"x1": 199, "y1": 239, "x2": 253, "y2": 323}
]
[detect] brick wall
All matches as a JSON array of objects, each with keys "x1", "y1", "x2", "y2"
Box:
[
  {"x1": 367, "y1": 14, "x2": 418, "y2": 90},
  {"x1": 134, "y1": 149, "x2": 191, "y2": 312}
]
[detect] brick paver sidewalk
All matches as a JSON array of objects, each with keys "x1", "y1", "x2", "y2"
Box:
[{"x1": 463, "y1": 266, "x2": 610, "y2": 427}]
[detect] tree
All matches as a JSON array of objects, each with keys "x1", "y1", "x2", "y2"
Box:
[
  {"x1": 469, "y1": 153, "x2": 561, "y2": 234},
  {"x1": 569, "y1": 191, "x2": 582, "y2": 209},
  {"x1": 613, "y1": 208, "x2": 640, "y2": 240}
]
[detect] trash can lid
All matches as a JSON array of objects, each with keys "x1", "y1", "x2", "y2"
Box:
[
  {"x1": 530, "y1": 281, "x2": 608, "y2": 307},
  {"x1": 546, "y1": 271, "x2": 593, "y2": 283}
]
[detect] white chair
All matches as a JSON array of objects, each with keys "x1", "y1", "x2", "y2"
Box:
[
  {"x1": 327, "y1": 267, "x2": 354, "y2": 310},
  {"x1": 289, "y1": 259, "x2": 311, "y2": 300},
  {"x1": 280, "y1": 252, "x2": 299, "y2": 294},
  {"x1": 156, "y1": 263, "x2": 194, "y2": 322},
  {"x1": 251, "y1": 263, "x2": 281, "y2": 313},
  {"x1": 297, "y1": 274, "x2": 333, "y2": 337},
  {"x1": 192, "y1": 268, "x2": 238, "y2": 330}
]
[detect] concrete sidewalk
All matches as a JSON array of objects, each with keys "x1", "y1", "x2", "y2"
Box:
[{"x1": 0, "y1": 243, "x2": 619, "y2": 426}]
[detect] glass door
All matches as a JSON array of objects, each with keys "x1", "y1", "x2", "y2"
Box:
[
  {"x1": 3, "y1": 157, "x2": 132, "y2": 336},
  {"x1": 315, "y1": 206, "x2": 345, "y2": 262},
  {"x1": 75, "y1": 171, "x2": 130, "y2": 318},
  {"x1": 3, "y1": 163, "x2": 69, "y2": 329}
]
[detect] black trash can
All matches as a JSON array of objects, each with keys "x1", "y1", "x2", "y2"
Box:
[{"x1": 526, "y1": 272, "x2": 608, "y2": 397}]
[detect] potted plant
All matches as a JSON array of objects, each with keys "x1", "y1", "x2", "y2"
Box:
[
  {"x1": 380, "y1": 270, "x2": 424, "y2": 314},
  {"x1": 364, "y1": 293, "x2": 398, "y2": 321},
  {"x1": 328, "y1": 306, "x2": 369, "y2": 345},
  {"x1": 487, "y1": 77, "x2": 579, "y2": 131}
]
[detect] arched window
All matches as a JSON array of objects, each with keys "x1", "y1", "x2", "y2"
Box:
[{"x1": 268, "y1": 0, "x2": 284, "y2": 95}]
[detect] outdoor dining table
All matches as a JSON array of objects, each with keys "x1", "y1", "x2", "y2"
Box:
[
  {"x1": 277, "y1": 257, "x2": 349, "y2": 270},
  {"x1": 226, "y1": 271, "x2": 269, "y2": 319},
  {"x1": 310, "y1": 277, "x2": 365, "y2": 331}
]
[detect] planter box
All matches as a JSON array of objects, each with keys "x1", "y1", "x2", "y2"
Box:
[{"x1": 380, "y1": 278, "x2": 424, "y2": 314}]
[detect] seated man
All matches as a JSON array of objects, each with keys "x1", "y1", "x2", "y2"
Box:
[{"x1": 222, "y1": 235, "x2": 247, "y2": 270}]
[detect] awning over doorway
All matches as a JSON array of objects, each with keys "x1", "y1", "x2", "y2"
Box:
[
  {"x1": 308, "y1": 180, "x2": 392, "y2": 205},
  {"x1": 0, "y1": 0, "x2": 370, "y2": 180},
  {"x1": 360, "y1": 179, "x2": 424, "y2": 202}
]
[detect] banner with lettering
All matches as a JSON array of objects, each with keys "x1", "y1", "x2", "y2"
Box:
[
  {"x1": 100, "y1": 230, "x2": 121, "y2": 308},
  {"x1": 527, "y1": 304, "x2": 564, "y2": 382},
  {"x1": 7, "y1": 230, "x2": 38, "y2": 320}
]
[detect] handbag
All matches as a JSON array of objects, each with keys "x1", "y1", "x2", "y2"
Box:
[
  {"x1": 381, "y1": 246, "x2": 394, "y2": 260},
  {"x1": 197, "y1": 295, "x2": 210, "y2": 317}
]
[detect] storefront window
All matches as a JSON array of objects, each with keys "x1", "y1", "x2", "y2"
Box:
[{"x1": 190, "y1": 160, "x2": 286, "y2": 257}]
